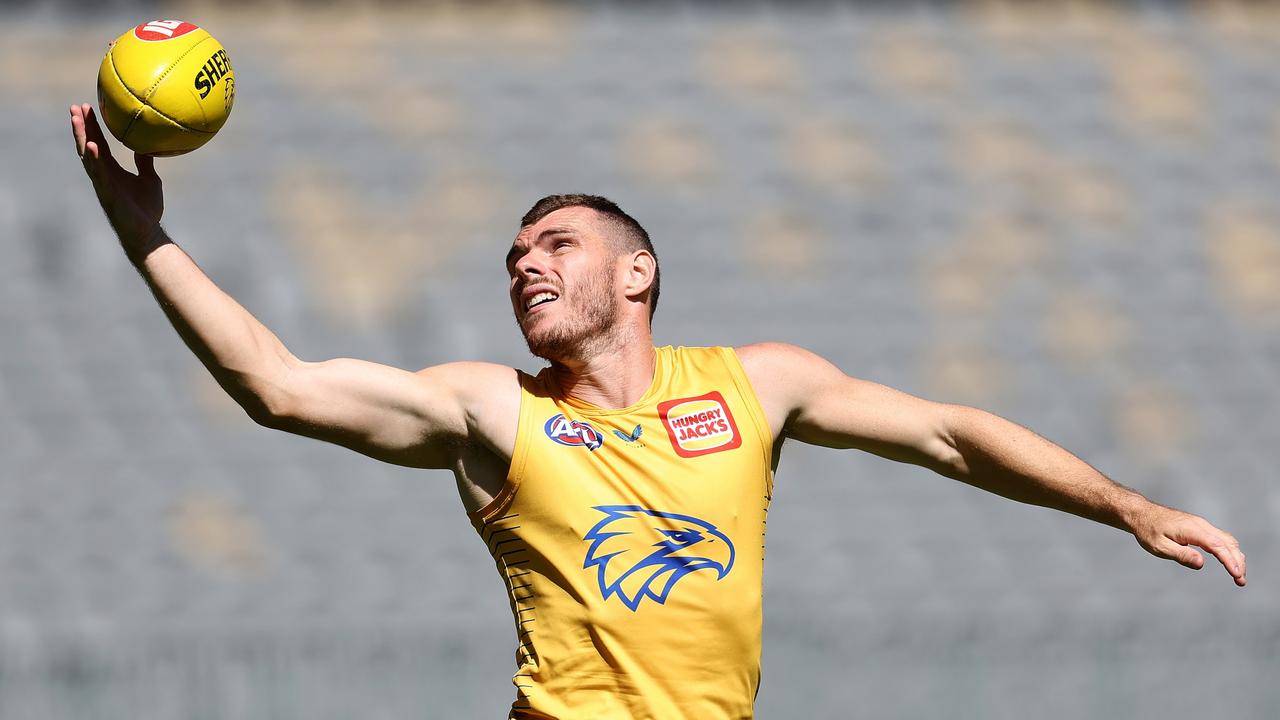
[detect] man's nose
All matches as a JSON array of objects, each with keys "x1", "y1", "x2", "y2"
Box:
[{"x1": 514, "y1": 253, "x2": 546, "y2": 278}]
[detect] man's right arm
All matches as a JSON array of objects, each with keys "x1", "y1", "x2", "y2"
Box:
[
  {"x1": 136, "y1": 239, "x2": 503, "y2": 469},
  {"x1": 71, "y1": 102, "x2": 500, "y2": 469}
]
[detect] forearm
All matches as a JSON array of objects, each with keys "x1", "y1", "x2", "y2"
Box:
[
  {"x1": 941, "y1": 406, "x2": 1150, "y2": 533},
  {"x1": 130, "y1": 227, "x2": 295, "y2": 417}
]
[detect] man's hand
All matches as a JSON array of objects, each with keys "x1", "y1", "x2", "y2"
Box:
[
  {"x1": 1131, "y1": 505, "x2": 1247, "y2": 586},
  {"x1": 70, "y1": 102, "x2": 164, "y2": 253}
]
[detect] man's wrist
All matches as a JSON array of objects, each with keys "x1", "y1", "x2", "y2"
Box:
[
  {"x1": 1110, "y1": 490, "x2": 1155, "y2": 534},
  {"x1": 123, "y1": 223, "x2": 171, "y2": 265}
]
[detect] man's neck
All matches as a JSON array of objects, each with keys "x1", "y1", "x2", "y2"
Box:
[{"x1": 549, "y1": 331, "x2": 657, "y2": 410}]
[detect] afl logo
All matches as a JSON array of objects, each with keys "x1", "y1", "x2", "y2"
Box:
[{"x1": 544, "y1": 414, "x2": 604, "y2": 451}]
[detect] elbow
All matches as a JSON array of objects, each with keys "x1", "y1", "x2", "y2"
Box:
[
  {"x1": 246, "y1": 386, "x2": 302, "y2": 430},
  {"x1": 928, "y1": 404, "x2": 972, "y2": 479},
  {"x1": 224, "y1": 379, "x2": 296, "y2": 430},
  {"x1": 243, "y1": 399, "x2": 288, "y2": 429},
  {"x1": 217, "y1": 358, "x2": 300, "y2": 430},
  {"x1": 925, "y1": 437, "x2": 968, "y2": 479}
]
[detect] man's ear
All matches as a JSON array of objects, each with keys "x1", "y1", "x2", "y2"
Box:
[{"x1": 622, "y1": 250, "x2": 656, "y2": 302}]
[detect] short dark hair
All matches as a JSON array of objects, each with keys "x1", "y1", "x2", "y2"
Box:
[{"x1": 520, "y1": 194, "x2": 660, "y2": 319}]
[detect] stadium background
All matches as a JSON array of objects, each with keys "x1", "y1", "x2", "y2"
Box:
[{"x1": 1, "y1": 0, "x2": 1277, "y2": 717}]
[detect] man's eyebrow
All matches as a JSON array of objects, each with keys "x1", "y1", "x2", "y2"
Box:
[
  {"x1": 537, "y1": 226, "x2": 578, "y2": 239},
  {"x1": 506, "y1": 227, "x2": 580, "y2": 267}
]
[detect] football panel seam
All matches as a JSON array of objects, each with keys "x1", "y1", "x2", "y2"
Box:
[{"x1": 108, "y1": 44, "x2": 216, "y2": 136}]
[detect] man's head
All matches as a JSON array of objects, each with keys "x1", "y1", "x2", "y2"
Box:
[{"x1": 507, "y1": 194, "x2": 660, "y2": 362}]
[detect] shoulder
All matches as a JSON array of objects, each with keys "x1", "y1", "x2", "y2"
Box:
[
  {"x1": 731, "y1": 342, "x2": 848, "y2": 436},
  {"x1": 732, "y1": 342, "x2": 842, "y2": 383},
  {"x1": 733, "y1": 341, "x2": 818, "y2": 363},
  {"x1": 414, "y1": 361, "x2": 526, "y2": 462},
  {"x1": 415, "y1": 360, "x2": 520, "y2": 387},
  {"x1": 414, "y1": 361, "x2": 523, "y2": 420}
]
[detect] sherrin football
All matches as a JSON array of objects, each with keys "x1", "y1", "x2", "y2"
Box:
[{"x1": 96, "y1": 20, "x2": 235, "y2": 156}]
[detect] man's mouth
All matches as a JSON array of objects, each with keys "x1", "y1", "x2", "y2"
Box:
[{"x1": 525, "y1": 291, "x2": 559, "y2": 312}]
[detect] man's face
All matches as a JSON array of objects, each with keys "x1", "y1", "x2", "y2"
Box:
[{"x1": 506, "y1": 207, "x2": 620, "y2": 361}]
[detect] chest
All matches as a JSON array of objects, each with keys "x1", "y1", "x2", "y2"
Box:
[{"x1": 516, "y1": 391, "x2": 768, "y2": 523}]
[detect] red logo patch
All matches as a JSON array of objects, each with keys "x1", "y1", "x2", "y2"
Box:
[
  {"x1": 133, "y1": 20, "x2": 200, "y2": 42},
  {"x1": 658, "y1": 391, "x2": 741, "y2": 458}
]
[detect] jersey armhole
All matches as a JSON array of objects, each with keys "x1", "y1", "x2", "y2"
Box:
[
  {"x1": 721, "y1": 346, "x2": 776, "y2": 493},
  {"x1": 468, "y1": 371, "x2": 534, "y2": 524}
]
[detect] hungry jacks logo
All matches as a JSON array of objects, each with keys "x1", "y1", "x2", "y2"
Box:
[{"x1": 658, "y1": 391, "x2": 741, "y2": 458}]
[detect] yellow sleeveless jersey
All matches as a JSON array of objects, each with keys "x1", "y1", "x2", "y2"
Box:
[{"x1": 469, "y1": 345, "x2": 775, "y2": 719}]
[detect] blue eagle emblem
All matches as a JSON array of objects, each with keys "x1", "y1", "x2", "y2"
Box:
[{"x1": 582, "y1": 505, "x2": 735, "y2": 611}]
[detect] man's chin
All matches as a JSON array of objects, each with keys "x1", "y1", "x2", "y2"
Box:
[
  {"x1": 516, "y1": 299, "x2": 616, "y2": 362},
  {"x1": 525, "y1": 338, "x2": 572, "y2": 362},
  {"x1": 521, "y1": 325, "x2": 572, "y2": 362}
]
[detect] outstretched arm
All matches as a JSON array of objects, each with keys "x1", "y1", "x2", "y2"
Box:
[
  {"x1": 71, "y1": 103, "x2": 505, "y2": 469},
  {"x1": 737, "y1": 342, "x2": 1247, "y2": 587}
]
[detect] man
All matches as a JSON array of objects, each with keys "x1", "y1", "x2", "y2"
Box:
[{"x1": 71, "y1": 102, "x2": 1245, "y2": 719}]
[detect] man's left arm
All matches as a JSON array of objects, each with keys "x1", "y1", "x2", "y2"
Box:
[{"x1": 736, "y1": 342, "x2": 1247, "y2": 587}]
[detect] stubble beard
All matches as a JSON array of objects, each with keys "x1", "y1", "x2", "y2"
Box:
[{"x1": 520, "y1": 266, "x2": 619, "y2": 363}]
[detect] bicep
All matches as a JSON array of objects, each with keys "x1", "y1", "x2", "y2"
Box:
[
  {"x1": 740, "y1": 343, "x2": 961, "y2": 473},
  {"x1": 792, "y1": 374, "x2": 960, "y2": 470},
  {"x1": 268, "y1": 358, "x2": 490, "y2": 469}
]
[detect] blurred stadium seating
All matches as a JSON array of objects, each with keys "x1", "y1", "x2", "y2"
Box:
[{"x1": 1, "y1": 1, "x2": 1277, "y2": 717}]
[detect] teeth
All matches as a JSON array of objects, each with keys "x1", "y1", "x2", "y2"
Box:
[{"x1": 526, "y1": 292, "x2": 557, "y2": 310}]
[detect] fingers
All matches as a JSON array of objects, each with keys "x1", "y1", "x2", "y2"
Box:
[
  {"x1": 1166, "y1": 519, "x2": 1247, "y2": 587},
  {"x1": 1153, "y1": 537, "x2": 1205, "y2": 570},
  {"x1": 71, "y1": 103, "x2": 103, "y2": 171},
  {"x1": 1204, "y1": 543, "x2": 1247, "y2": 587},
  {"x1": 70, "y1": 104, "x2": 88, "y2": 157},
  {"x1": 81, "y1": 103, "x2": 115, "y2": 163},
  {"x1": 71, "y1": 102, "x2": 130, "y2": 189},
  {"x1": 1196, "y1": 529, "x2": 1247, "y2": 587},
  {"x1": 71, "y1": 105, "x2": 108, "y2": 187}
]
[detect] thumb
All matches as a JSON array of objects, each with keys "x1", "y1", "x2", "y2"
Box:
[
  {"x1": 1155, "y1": 538, "x2": 1205, "y2": 570},
  {"x1": 134, "y1": 153, "x2": 158, "y2": 179}
]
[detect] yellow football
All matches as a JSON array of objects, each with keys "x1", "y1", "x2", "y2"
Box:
[{"x1": 96, "y1": 20, "x2": 235, "y2": 156}]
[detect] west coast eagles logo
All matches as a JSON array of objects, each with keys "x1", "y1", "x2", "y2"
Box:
[
  {"x1": 583, "y1": 505, "x2": 735, "y2": 611},
  {"x1": 544, "y1": 414, "x2": 604, "y2": 451}
]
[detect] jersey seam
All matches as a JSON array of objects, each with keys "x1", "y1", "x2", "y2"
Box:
[
  {"x1": 469, "y1": 372, "x2": 531, "y2": 523},
  {"x1": 722, "y1": 346, "x2": 775, "y2": 474}
]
